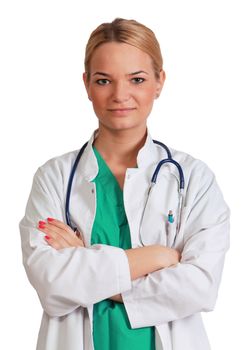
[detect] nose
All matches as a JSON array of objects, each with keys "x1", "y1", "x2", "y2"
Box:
[{"x1": 112, "y1": 81, "x2": 130, "y2": 103}]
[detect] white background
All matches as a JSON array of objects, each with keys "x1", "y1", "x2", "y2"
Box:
[{"x1": 1, "y1": 0, "x2": 251, "y2": 349}]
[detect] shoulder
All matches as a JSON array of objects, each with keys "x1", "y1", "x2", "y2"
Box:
[
  {"x1": 168, "y1": 146, "x2": 230, "y2": 220},
  {"x1": 168, "y1": 146, "x2": 215, "y2": 184},
  {"x1": 33, "y1": 149, "x2": 79, "y2": 187}
]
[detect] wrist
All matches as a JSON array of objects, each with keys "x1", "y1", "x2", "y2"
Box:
[{"x1": 158, "y1": 246, "x2": 181, "y2": 268}]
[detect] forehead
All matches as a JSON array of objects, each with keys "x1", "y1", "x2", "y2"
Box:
[{"x1": 89, "y1": 42, "x2": 153, "y2": 74}]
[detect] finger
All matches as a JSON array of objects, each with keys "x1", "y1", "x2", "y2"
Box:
[
  {"x1": 44, "y1": 235, "x2": 70, "y2": 250},
  {"x1": 39, "y1": 220, "x2": 77, "y2": 246},
  {"x1": 46, "y1": 223, "x2": 84, "y2": 247},
  {"x1": 38, "y1": 221, "x2": 63, "y2": 237},
  {"x1": 38, "y1": 221, "x2": 84, "y2": 248},
  {"x1": 46, "y1": 218, "x2": 83, "y2": 246},
  {"x1": 47, "y1": 218, "x2": 76, "y2": 236},
  {"x1": 37, "y1": 222, "x2": 70, "y2": 245},
  {"x1": 47, "y1": 219, "x2": 85, "y2": 247}
]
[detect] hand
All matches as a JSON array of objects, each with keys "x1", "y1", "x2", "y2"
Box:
[
  {"x1": 109, "y1": 294, "x2": 123, "y2": 303},
  {"x1": 38, "y1": 218, "x2": 85, "y2": 250}
]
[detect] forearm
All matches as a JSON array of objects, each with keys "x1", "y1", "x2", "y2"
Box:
[
  {"x1": 125, "y1": 244, "x2": 180, "y2": 280},
  {"x1": 109, "y1": 245, "x2": 180, "y2": 303},
  {"x1": 36, "y1": 219, "x2": 180, "y2": 304}
]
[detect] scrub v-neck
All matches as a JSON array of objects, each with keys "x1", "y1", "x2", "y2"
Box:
[{"x1": 91, "y1": 145, "x2": 156, "y2": 350}]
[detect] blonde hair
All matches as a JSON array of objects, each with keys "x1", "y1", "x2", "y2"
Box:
[{"x1": 84, "y1": 18, "x2": 163, "y2": 81}]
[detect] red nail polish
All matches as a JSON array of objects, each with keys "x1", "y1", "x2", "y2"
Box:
[
  {"x1": 47, "y1": 218, "x2": 54, "y2": 222},
  {"x1": 39, "y1": 223, "x2": 46, "y2": 229},
  {"x1": 39, "y1": 221, "x2": 46, "y2": 225},
  {"x1": 45, "y1": 235, "x2": 50, "y2": 240}
]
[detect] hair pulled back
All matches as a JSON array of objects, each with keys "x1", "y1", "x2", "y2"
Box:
[{"x1": 84, "y1": 18, "x2": 163, "y2": 81}]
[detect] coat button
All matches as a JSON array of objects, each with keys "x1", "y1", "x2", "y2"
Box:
[{"x1": 91, "y1": 189, "x2": 94, "y2": 194}]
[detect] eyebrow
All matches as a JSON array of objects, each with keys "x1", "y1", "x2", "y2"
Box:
[{"x1": 92, "y1": 70, "x2": 149, "y2": 77}]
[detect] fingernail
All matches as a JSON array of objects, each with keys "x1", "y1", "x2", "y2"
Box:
[
  {"x1": 39, "y1": 223, "x2": 46, "y2": 229},
  {"x1": 47, "y1": 218, "x2": 54, "y2": 222},
  {"x1": 45, "y1": 235, "x2": 50, "y2": 240},
  {"x1": 39, "y1": 221, "x2": 46, "y2": 225}
]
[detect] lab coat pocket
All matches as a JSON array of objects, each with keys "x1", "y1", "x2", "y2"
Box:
[{"x1": 139, "y1": 172, "x2": 180, "y2": 247}]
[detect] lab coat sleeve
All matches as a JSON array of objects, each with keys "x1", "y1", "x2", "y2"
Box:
[
  {"x1": 122, "y1": 162, "x2": 230, "y2": 328},
  {"x1": 19, "y1": 168, "x2": 131, "y2": 317}
]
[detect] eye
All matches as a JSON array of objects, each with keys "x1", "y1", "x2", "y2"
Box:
[
  {"x1": 131, "y1": 77, "x2": 145, "y2": 84},
  {"x1": 96, "y1": 79, "x2": 110, "y2": 85}
]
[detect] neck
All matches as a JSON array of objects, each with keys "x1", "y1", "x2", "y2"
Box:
[{"x1": 93, "y1": 123, "x2": 148, "y2": 165}]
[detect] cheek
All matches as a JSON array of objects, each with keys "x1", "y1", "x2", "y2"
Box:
[
  {"x1": 90, "y1": 89, "x2": 107, "y2": 109},
  {"x1": 138, "y1": 87, "x2": 156, "y2": 106}
]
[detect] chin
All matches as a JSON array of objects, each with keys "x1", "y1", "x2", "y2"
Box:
[{"x1": 100, "y1": 119, "x2": 146, "y2": 132}]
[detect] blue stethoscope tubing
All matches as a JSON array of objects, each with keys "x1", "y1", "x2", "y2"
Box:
[{"x1": 65, "y1": 140, "x2": 185, "y2": 246}]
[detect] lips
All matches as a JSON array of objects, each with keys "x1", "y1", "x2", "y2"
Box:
[
  {"x1": 107, "y1": 107, "x2": 136, "y2": 116},
  {"x1": 107, "y1": 107, "x2": 136, "y2": 111}
]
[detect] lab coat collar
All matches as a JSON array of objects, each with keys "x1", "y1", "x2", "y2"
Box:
[
  {"x1": 136, "y1": 128, "x2": 158, "y2": 168},
  {"x1": 77, "y1": 129, "x2": 99, "y2": 182},
  {"x1": 78, "y1": 128, "x2": 158, "y2": 182}
]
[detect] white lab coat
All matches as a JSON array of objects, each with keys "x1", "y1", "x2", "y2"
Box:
[{"x1": 19, "y1": 129, "x2": 230, "y2": 350}]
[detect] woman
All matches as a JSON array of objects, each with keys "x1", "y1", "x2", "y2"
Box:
[{"x1": 20, "y1": 18, "x2": 230, "y2": 350}]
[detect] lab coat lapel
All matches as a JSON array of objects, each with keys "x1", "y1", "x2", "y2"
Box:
[
  {"x1": 124, "y1": 130, "x2": 182, "y2": 248},
  {"x1": 123, "y1": 129, "x2": 161, "y2": 247},
  {"x1": 68, "y1": 130, "x2": 98, "y2": 247}
]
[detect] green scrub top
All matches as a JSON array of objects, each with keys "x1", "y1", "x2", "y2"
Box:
[{"x1": 91, "y1": 146, "x2": 156, "y2": 350}]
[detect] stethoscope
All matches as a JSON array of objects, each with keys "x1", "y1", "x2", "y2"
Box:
[{"x1": 65, "y1": 140, "x2": 185, "y2": 247}]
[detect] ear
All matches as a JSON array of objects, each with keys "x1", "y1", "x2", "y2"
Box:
[
  {"x1": 83, "y1": 72, "x2": 92, "y2": 101},
  {"x1": 155, "y1": 69, "x2": 166, "y2": 99}
]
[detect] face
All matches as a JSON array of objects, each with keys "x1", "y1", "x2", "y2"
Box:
[{"x1": 83, "y1": 42, "x2": 165, "y2": 132}]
